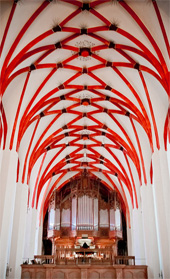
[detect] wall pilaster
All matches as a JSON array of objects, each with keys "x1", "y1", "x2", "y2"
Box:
[
  {"x1": 0, "y1": 149, "x2": 18, "y2": 279},
  {"x1": 152, "y1": 149, "x2": 170, "y2": 279},
  {"x1": 23, "y1": 207, "x2": 38, "y2": 260},
  {"x1": 140, "y1": 184, "x2": 160, "y2": 278},
  {"x1": 8, "y1": 182, "x2": 28, "y2": 279},
  {"x1": 131, "y1": 208, "x2": 146, "y2": 265}
]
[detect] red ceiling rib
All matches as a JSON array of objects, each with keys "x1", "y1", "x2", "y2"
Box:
[
  {"x1": 1, "y1": 1, "x2": 50, "y2": 82},
  {"x1": 32, "y1": 151, "x2": 47, "y2": 209},
  {"x1": 30, "y1": 124, "x2": 141, "y2": 208},
  {"x1": 0, "y1": 0, "x2": 169, "y2": 225},
  {"x1": 10, "y1": 72, "x2": 31, "y2": 150},
  {"x1": 119, "y1": 0, "x2": 168, "y2": 77},
  {"x1": 0, "y1": 2, "x2": 17, "y2": 57},
  {"x1": 152, "y1": 0, "x2": 170, "y2": 59},
  {"x1": 139, "y1": 71, "x2": 160, "y2": 150},
  {"x1": 22, "y1": 119, "x2": 40, "y2": 183},
  {"x1": 130, "y1": 118, "x2": 147, "y2": 185},
  {"x1": 0, "y1": 103, "x2": 7, "y2": 149}
]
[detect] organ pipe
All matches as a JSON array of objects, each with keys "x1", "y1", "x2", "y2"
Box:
[{"x1": 48, "y1": 175, "x2": 122, "y2": 234}]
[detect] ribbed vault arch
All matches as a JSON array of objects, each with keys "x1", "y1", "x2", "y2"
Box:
[{"x1": 0, "y1": 0, "x2": 169, "y2": 226}]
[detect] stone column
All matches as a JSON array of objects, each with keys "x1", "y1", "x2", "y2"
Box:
[
  {"x1": 125, "y1": 201, "x2": 134, "y2": 258},
  {"x1": 131, "y1": 207, "x2": 146, "y2": 265},
  {"x1": 140, "y1": 184, "x2": 160, "y2": 279},
  {"x1": 34, "y1": 212, "x2": 43, "y2": 255},
  {"x1": 152, "y1": 149, "x2": 170, "y2": 279},
  {"x1": 23, "y1": 207, "x2": 38, "y2": 261},
  {"x1": 126, "y1": 224, "x2": 134, "y2": 257},
  {"x1": 8, "y1": 182, "x2": 28, "y2": 279},
  {"x1": 0, "y1": 149, "x2": 18, "y2": 279},
  {"x1": 37, "y1": 219, "x2": 43, "y2": 255},
  {"x1": 156, "y1": 149, "x2": 170, "y2": 239}
]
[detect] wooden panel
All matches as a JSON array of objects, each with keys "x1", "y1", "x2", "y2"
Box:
[
  {"x1": 104, "y1": 271, "x2": 116, "y2": 279},
  {"x1": 124, "y1": 271, "x2": 134, "y2": 278},
  {"x1": 21, "y1": 264, "x2": 148, "y2": 279},
  {"x1": 136, "y1": 271, "x2": 147, "y2": 279},
  {"x1": 52, "y1": 271, "x2": 65, "y2": 279},
  {"x1": 69, "y1": 271, "x2": 81, "y2": 279},
  {"x1": 88, "y1": 271, "x2": 100, "y2": 279},
  {"x1": 22, "y1": 271, "x2": 31, "y2": 279},
  {"x1": 36, "y1": 271, "x2": 45, "y2": 279}
]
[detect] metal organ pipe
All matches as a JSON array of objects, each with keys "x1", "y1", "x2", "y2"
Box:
[
  {"x1": 77, "y1": 195, "x2": 93, "y2": 230},
  {"x1": 47, "y1": 179, "x2": 123, "y2": 233}
]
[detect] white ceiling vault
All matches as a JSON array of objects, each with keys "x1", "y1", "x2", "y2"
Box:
[{"x1": 0, "y1": 0, "x2": 169, "y2": 223}]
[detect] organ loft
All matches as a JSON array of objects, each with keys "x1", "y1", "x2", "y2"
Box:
[{"x1": 44, "y1": 170, "x2": 126, "y2": 263}]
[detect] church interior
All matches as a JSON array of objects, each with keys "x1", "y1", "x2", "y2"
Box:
[{"x1": 0, "y1": 0, "x2": 170, "y2": 278}]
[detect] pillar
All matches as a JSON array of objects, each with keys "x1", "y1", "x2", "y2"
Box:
[
  {"x1": 152, "y1": 149, "x2": 170, "y2": 279},
  {"x1": 126, "y1": 224, "x2": 133, "y2": 257},
  {"x1": 0, "y1": 149, "x2": 18, "y2": 279},
  {"x1": 23, "y1": 207, "x2": 38, "y2": 260},
  {"x1": 131, "y1": 207, "x2": 146, "y2": 265},
  {"x1": 156, "y1": 149, "x2": 170, "y2": 239},
  {"x1": 140, "y1": 184, "x2": 160, "y2": 278},
  {"x1": 34, "y1": 211, "x2": 43, "y2": 255},
  {"x1": 8, "y1": 182, "x2": 28, "y2": 279},
  {"x1": 36, "y1": 218, "x2": 43, "y2": 255}
]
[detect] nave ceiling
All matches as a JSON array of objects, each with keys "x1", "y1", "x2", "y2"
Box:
[{"x1": 0, "y1": 0, "x2": 169, "y2": 224}]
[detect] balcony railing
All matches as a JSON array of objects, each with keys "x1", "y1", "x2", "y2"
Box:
[
  {"x1": 48, "y1": 226, "x2": 122, "y2": 239},
  {"x1": 31, "y1": 253, "x2": 135, "y2": 266},
  {"x1": 114, "y1": 256, "x2": 135, "y2": 265},
  {"x1": 21, "y1": 256, "x2": 148, "y2": 279}
]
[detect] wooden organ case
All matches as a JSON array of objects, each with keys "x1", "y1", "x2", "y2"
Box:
[{"x1": 46, "y1": 171, "x2": 124, "y2": 263}]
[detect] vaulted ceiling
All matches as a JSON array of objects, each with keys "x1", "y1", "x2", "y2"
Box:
[{"x1": 0, "y1": 0, "x2": 169, "y2": 223}]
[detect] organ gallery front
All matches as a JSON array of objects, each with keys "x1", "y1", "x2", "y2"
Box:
[{"x1": 45, "y1": 171, "x2": 125, "y2": 263}]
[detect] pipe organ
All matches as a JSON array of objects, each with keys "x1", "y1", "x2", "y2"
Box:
[{"x1": 47, "y1": 172, "x2": 123, "y2": 258}]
